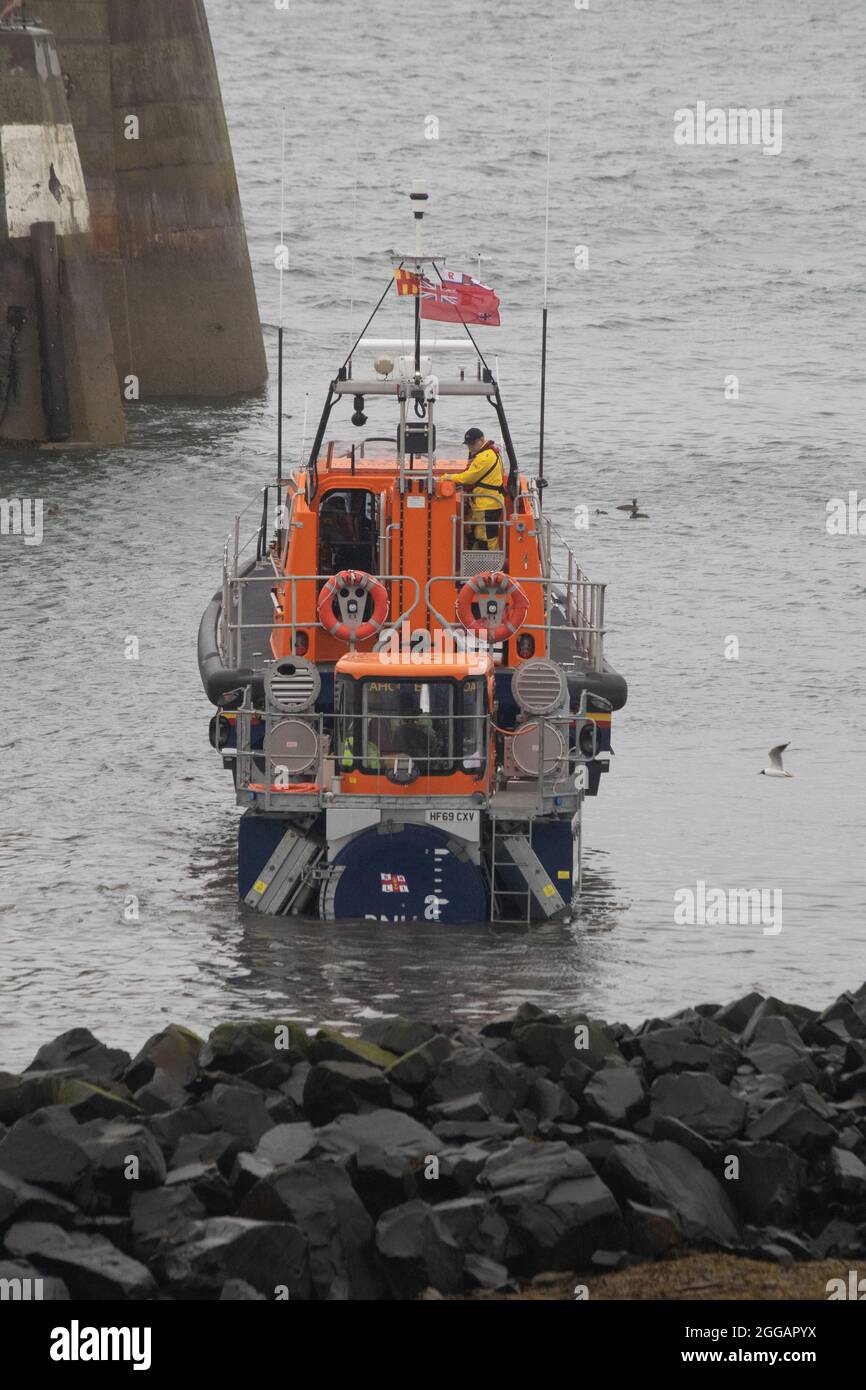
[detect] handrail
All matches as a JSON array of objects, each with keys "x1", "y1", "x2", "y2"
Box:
[
  {"x1": 224, "y1": 571, "x2": 422, "y2": 653},
  {"x1": 222, "y1": 705, "x2": 593, "y2": 814},
  {"x1": 424, "y1": 572, "x2": 606, "y2": 669},
  {"x1": 222, "y1": 473, "x2": 607, "y2": 670}
]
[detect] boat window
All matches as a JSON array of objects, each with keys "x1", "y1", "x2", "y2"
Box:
[
  {"x1": 335, "y1": 676, "x2": 360, "y2": 771},
  {"x1": 460, "y1": 679, "x2": 487, "y2": 774},
  {"x1": 318, "y1": 489, "x2": 378, "y2": 576},
  {"x1": 360, "y1": 680, "x2": 454, "y2": 776}
]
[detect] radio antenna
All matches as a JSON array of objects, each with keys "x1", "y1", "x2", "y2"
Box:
[
  {"x1": 276, "y1": 105, "x2": 287, "y2": 490},
  {"x1": 538, "y1": 56, "x2": 553, "y2": 511}
]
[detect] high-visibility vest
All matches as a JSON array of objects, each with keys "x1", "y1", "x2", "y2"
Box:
[
  {"x1": 341, "y1": 734, "x2": 380, "y2": 770},
  {"x1": 449, "y1": 444, "x2": 505, "y2": 511},
  {"x1": 468, "y1": 444, "x2": 506, "y2": 499},
  {"x1": 340, "y1": 716, "x2": 435, "y2": 771}
]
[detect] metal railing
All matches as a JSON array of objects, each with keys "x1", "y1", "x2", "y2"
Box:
[
  {"x1": 218, "y1": 475, "x2": 606, "y2": 671},
  {"x1": 223, "y1": 571, "x2": 422, "y2": 672},
  {"x1": 220, "y1": 703, "x2": 593, "y2": 816},
  {"x1": 532, "y1": 485, "x2": 607, "y2": 669},
  {"x1": 424, "y1": 572, "x2": 605, "y2": 670},
  {"x1": 445, "y1": 489, "x2": 605, "y2": 667}
]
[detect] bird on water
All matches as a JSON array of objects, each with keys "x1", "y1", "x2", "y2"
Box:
[
  {"x1": 616, "y1": 497, "x2": 649, "y2": 519},
  {"x1": 759, "y1": 744, "x2": 794, "y2": 778}
]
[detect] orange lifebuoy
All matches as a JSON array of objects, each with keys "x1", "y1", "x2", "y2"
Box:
[
  {"x1": 456, "y1": 570, "x2": 529, "y2": 643},
  {"x1": 317, "y1": 569, "x2": 389, "y2": 641}
]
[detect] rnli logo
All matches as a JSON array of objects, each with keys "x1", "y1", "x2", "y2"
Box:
[{"x1": 380, "y1": 873, "x2": 409, "y2": 894}]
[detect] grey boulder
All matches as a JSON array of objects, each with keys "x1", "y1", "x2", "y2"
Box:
[
  {"x1": 428, "y1": 1092, "x2": 492, "y2": 1124},
  {"x1": 5, "y1": 1221, "x2": 156, "y2": 1299},
  {"x1": 745, "y1": 1091, "x2": 836, "y2": 1154},
  {"x1": 650, "y1": 1072, "x2": 746, "y2": 1141},
  {"x1": 386, "y1": 1035, "x2": 454, "y2": 1090},
  {"x1": 724, "y1": 1141, "x2": 804, "y2": 1224},
  {"x1": 124, "y1": 1024, "x2": 203, "y2": 1092},
  {"x1": 0, "y1": 1114, "x2": 94, "y2": 1206},
  {"x1": 428, "y1": 1048, "x2": 529, "y2": 1119},
  {"x1": 73, "y1": 1119, "x2": 167, "y2": 1197},
  {"x1": 582, "y1": 1065, "x2": 646, "y2": 1127},
  {"x1": 194, "y1": 1084, "x2": 273, "y2": 1151},
  {"x1": 431, "y1": 1194, "x2": 510, "y2": 1263},
  {"x1": 164, "y1": 1216, "x2": 310, "y2": 1299},
  {"x1": 744, "y1": 1043, "x2": 818, "y2": 1086},
  {"x1": 240, "y1": 1158, "x2": 381, "y2": 1299},
  {"x1": 199, "y1": 1020, "x2": 309, "y2": 1074},
  {"x1": 129, "y1": 1184, "x2": 206, "y2": 1262},
  {"x1": 0, "y1": 1170, "x2": 78, "y2": 1231},
  {"x1": 375, "y1": 1199, "x2": 464, "y2": 1297},
  {"x1": 303, "y1": 1063, "x2": 392, "y2": 1125},
  {"x1": 603, "y1": 1140, "x2": 741, "y2": 1248},
  {"x1": 315, "y1": 1110, "x2": 442, "y2": 1162},
  {"x1": 24, "y1": 1029, "x2": 130, "y2": 1085},
  {"x1": 625, "y1": 1201, "x2": 681, "y2": 1256},
  {"x1": 830, "y1": 1146, "x2": 866, "y2": 1198},
  {"x1": 255, "y1": 1121, "x2": 318, "y2": 1168},
  {"x1": 480, "y1": 1139, "x2": 624, "y2": 1274}
]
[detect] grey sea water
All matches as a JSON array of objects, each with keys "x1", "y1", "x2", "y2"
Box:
[{"x1": 1, "y1": 0, "x2": 864, "y2": 1066}]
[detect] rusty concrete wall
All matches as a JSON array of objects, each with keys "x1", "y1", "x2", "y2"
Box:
[
  {"x1": 0, "y1": 24, "x2": 126, "y2": 445},
  {"x1": 37, "y1": 0, "x2": 268, "y2": 398}
]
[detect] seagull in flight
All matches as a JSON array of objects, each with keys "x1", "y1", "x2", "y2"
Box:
[
  {"x1": 759, "y1": 743, "x2": 794, "y2": 778},
  {"x1": 616, "y1": 497, "x2": 649, "y2": 519}
]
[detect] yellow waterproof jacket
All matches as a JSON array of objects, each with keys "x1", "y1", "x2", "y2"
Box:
[{"x1": 447, "y1": 444, "x2": 504, "y2": 512}]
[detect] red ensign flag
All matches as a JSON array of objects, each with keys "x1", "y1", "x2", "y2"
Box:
[{"x1": 420, "y1": 270, "x2": 501, "y2": 325}]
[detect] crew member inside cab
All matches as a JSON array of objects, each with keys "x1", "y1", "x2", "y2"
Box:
[
  {"x1": 340, "y1": 682, "x2": 448, "y2": 776},
  {"x1": 446, "y1": 427, "x2": 505, "y2": 551}
]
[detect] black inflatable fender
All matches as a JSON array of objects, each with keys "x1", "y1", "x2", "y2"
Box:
[{"x1": 197, "y1": 584, "x2": 266, "y2": 705}]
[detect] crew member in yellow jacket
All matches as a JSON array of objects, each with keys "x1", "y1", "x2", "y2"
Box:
[{"x1": 446, "y1": 427, "x2": 505, "y2": 550}]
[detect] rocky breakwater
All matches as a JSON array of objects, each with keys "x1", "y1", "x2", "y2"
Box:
[{"x1": 1, "y1": 985, "x2": 866, "y2": 1299}]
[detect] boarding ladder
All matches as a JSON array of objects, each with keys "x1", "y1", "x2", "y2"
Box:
[{"x1": 489, "y1": 816, "x2": 571, "y2": 926}]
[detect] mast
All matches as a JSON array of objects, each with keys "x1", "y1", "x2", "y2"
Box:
[
  {"x1": 410, "y1": 182, "x2": 427, "y2": 373},
  {"x1": 276, "y1": 106, "x2": 287, "y2": 492},
  {"x1": 538, "y1": 57, "x2": 553, "y2": 511}
]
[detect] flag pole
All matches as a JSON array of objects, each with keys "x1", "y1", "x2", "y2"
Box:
[
  {"x1": 538, "y1": 57, "x2": 553, "y2": 512},
  {"x1": 410, "y1": 183, "x2": 427, "y2": 373},
  {"x1": 414, "y1": 273, "x2": 421, "y2": 375}
]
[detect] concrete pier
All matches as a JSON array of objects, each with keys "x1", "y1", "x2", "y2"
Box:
[
  {"x1": 36, "y1": 0, "x2": 268, "y2": 398},
  {"x1": 0, "y1": 22, "x2": 125, "y2": 445}
]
